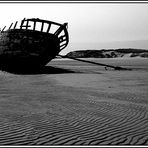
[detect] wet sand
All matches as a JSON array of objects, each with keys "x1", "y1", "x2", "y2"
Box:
[{"x1": 0, "y1": 58, "x2": 148, "y2": 145}]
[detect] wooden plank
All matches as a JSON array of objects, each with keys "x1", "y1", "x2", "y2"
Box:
[
  {"x1": 41, "y1": 22, "x2": 44, "y2": 32},
  {"x1": 20, "y1": 18, "x2": 26, "y2": 29},
  {"x1": 2, "y1": 26, "x2": 6, "y2": 31},
  {"x1": 46, "y1": 23, "x2": 51, "y2": 33},
  {"x1": 54, "y1": 26, "x2": 63, "y2": 36},
  {"x1": 26, "y1": 20, "x2": 29, "y2": 29},
  {"x1": 13, "y1": 21, "x2": 18, "y2": 29},
  {"x1": 33, "y1": 21, "x2": 36, "y2": 30},
  {"x1": 9, "y1": 23, "x2": 13, "y2": 29}
]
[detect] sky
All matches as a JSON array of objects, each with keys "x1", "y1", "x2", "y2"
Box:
[{"x1": 0, "y1": 2, "x2": 148, "y2": 54}]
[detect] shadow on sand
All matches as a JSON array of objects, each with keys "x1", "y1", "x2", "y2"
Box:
[{"x1": 0, "y1": 66, "x2": 76, "y2": 75}]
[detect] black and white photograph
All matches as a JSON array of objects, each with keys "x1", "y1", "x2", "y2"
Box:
[{"x1": 0, "y1": 1, "x2": 148, "y2": 146}]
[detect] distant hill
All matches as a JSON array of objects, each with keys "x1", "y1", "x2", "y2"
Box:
[{"x1": 66, "y1": 48, "x2": 148, "y2": 58}]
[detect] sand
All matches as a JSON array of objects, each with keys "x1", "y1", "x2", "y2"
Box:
[{"x1": 0, "y1": 58, "x2": 148, "y2": 145}]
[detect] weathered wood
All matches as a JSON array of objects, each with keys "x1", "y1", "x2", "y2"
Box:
[
  {"x1": 41, "y1": 22, "x2": 44, "y2": 32},
  {"x1": 20, "y1": 18, "x2": 26, "y2": 29},
  {"x1": 33, "y1": 21, "x2": 36, "y2": 30},
  {"x1": 13, "y1": 21, "x2": 18, "y2": 29},
  {"x1": 26, "y1": 20, "x2": 29, "y2": 29},
  {"x1": 54, "y1": 26, "x2": 63, "y2": 36},
  {"x1": 9, "y1": 23, "x2": 13, "y2": 29},
  {"x1": 2, "y1": 26, "x2": 6, "y2": 32},
  {"x1": 0, "y1": 18, "x2": 69, "y2": 70},
  {"x1": 46, "y1": 23, "x2": 51, "y2": 33},
  {"x1": 54, "y1": 23, "x2": 67, "y2": 36}
]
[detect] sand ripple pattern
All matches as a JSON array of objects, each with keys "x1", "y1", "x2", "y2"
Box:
[
  {"x1": 0, "y1": 66, "x2": 148, "y2": 146},
  {"x1": 0, "y1": 94, "x2": 148, "y2": 145}
]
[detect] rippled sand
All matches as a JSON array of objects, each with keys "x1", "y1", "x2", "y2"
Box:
[{"x1": 0, "y1": 58, "x2": 148, "y2": 145}]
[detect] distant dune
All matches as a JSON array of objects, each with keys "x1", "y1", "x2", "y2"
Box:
[{"x1": 66, "y1": 48, "x2": 148, "y2": 58}]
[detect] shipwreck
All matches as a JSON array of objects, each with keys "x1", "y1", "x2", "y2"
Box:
[
  {"x1": 0, "y1": 18, "x2": 131, "y2": 72},
  {"x1": 0, "y1": 18, "x2": 69, "y2": 70}
]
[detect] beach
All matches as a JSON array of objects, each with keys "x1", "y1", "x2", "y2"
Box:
[{"x1": 0, "y1": 58, "x2": 148, "y2": 145}]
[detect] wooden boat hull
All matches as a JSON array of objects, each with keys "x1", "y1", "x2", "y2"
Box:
[
  {"x1": 0, "y1": 29, "x2": 59, "y2": 68},
  {"x1": 0, "y1": 18, "x2": 69, "y2": 70}
]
